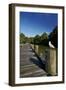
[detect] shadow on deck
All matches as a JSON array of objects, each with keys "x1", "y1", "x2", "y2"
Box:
[
  {"x1": 30, "y1": 57, "x2": 46, "y2": 71},
  {"x1": 20, "y1": 44, "x2": 48, "y2": 77}
]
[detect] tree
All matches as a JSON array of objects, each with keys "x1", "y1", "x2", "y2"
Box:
[
  {"x1": 49, "y1": 26, "x2": 58, "y2": 48},
  {"x1": 20, "y1": 33, "x2": 27, "y2": 44},
  {"x1": 40, "y1": 32, "x2": 48, "y2": 41},
  {"x1": 34, "y1": 35, "x2": 40, "y2": 44},
  {"x1": 27, "y1": 37, "x2": 34, "y2": 44},
  {"x1": 40, "y1": 32, "x2": 48, "y2": 46},
  {"x1": 20, "y1": 33, "x2": 25, "y2": 37}
]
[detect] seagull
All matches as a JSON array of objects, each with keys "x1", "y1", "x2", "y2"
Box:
[{"x1": 49, "y1": 41, "x2": 55, "y2": 48}]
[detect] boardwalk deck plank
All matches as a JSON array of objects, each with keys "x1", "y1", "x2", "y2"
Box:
[{"x1": 20, "y1": 43, "x2": 47, "y2": 78}]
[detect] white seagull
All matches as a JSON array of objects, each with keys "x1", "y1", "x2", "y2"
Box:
[{"x1": 49, "y1": 41, "x2": 55, "y2": 48}]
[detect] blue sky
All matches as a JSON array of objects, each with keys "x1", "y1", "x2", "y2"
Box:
[{"x1": 20, "y1": 12, "x2": 58, "y2": 37}]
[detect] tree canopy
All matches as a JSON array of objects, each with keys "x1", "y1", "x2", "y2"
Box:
[
  {"x1": 20, "y1": 26, "x2": 58, "y2": 48},
  {"x1": 49, "y1": 26, "x2": 58, "y2": 48}
]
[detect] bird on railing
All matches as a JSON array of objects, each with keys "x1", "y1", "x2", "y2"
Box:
[{"x1": 49, "y1": 41, "x2": 55, "y2": 48}]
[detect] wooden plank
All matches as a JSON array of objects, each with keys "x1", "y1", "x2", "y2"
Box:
[{"x1": 20, "y1": 43, "x2": 47, "y2": 77}]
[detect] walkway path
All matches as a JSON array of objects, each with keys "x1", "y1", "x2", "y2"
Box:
[{"x1": 20, "y1": 43, "x2": 47, "y2": 77}]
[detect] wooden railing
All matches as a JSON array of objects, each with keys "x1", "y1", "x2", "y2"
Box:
[
  {"x1": 31, "y1": 44, "x2": 57, "y2": 76},
  {"x1": 45, "y1": 48, "x2": 57, "y2": 76}
]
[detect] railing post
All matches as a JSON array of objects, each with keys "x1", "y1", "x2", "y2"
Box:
[{"x1": 45, "y1": 48, "x2": 57, "y2": 76}]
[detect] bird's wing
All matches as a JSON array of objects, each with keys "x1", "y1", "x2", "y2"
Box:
[{"x1": 49, "y1": 41, "x2": 55, "y2": 48}]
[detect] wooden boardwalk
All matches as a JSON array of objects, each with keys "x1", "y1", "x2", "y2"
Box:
[{"x1": 20, "y1": 43, "x2": 47, "y2": 78}]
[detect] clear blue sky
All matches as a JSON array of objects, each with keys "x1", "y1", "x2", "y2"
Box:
[{"x1": 20, "y1": 12, "x2": 58, "y2": 37}]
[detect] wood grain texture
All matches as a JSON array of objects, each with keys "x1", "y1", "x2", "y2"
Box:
[{"x1": 20, "y1": 43, "x2": 47, "y2": 77}]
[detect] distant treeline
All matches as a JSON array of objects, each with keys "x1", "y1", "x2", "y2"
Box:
[{"x1": 20, "y1": 26, "x2": 58, "y2": 48}]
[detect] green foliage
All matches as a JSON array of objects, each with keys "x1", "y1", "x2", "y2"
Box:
[
  {"x1": 33, "y1": 33, "x2": 48, "y2": 46},
  {"x1": 20, "y1": 33, "x2": 27, "y2": 44},
  {"x1": 40, "y1": 32, "x2": 48, "y2": 40},
  {"x1": 34, "y1": 35, "x2": 41, "y2": 44},
  {"x1": 49, "y1": 26, "x2": 58, "y2": 48},
  {"x1": 20, "y1": 26, "x2": 57, "y2": 47},
  {"x1": 20, "y1": 32, "x2": 49, "y2": 46},
  {"x1": 40, "y1": 32, "x2": 48, "y2": 46}
]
